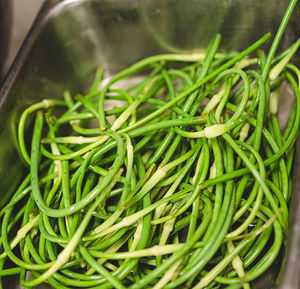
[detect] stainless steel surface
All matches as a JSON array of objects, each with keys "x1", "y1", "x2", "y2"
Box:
[
  {"x1": 0, "y1": 0, "x2": 43, "y2": 84},
  {"x1": 6, "y1": 0, "x2": 44, "y2": 76},
  {"x1": 0, "y1": 0, "x2": 299, "y2": 288},
  {"x1": 0, "y1": 0, "x2": 12, "y2": 80}
]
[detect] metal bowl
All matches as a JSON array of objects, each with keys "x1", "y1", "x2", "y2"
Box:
[
  {"x1": 0, "y1": 0, "x2": 299, "y2": 288},
  {"x1": 0, "y1": 0, "x2": 12, "y2": 81}
]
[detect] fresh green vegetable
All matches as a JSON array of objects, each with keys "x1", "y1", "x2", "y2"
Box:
[{"x1": 0, "y1": 0, "x2": 299, "y2": 288}]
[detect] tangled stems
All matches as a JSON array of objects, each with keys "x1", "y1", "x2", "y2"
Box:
[
  {"x1": 1, "y1": 5, "x2": 300, "y2": 287},
  {"x1": 31, "y1": 115, "x2": 126, "y2": 218},
  {"x1": 18, "y1": 99, "x2": 66, "y2": 165}
]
